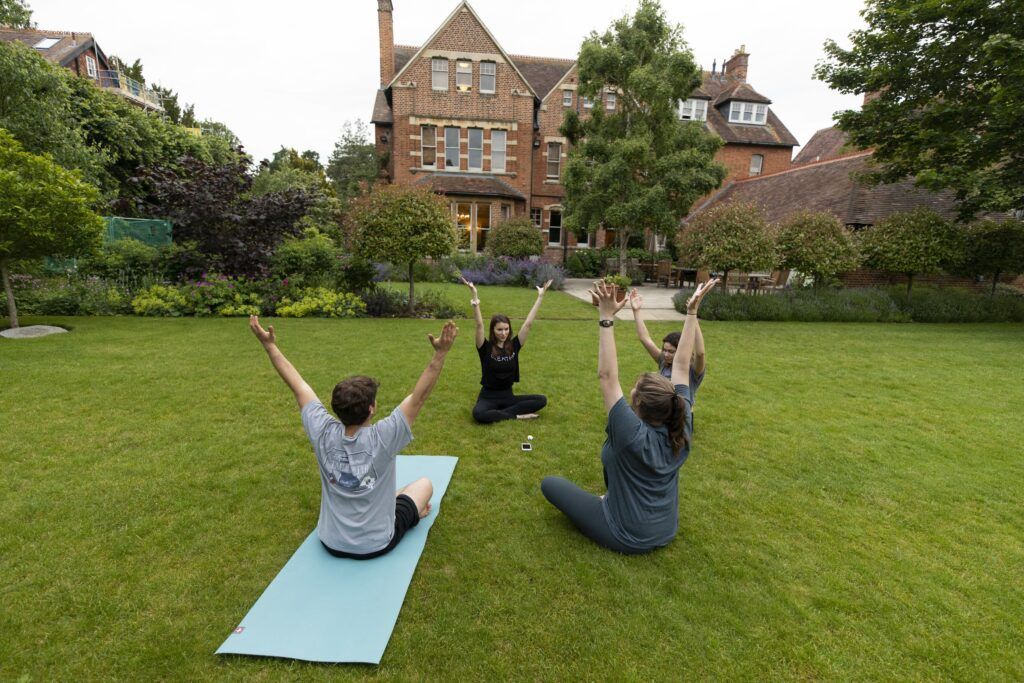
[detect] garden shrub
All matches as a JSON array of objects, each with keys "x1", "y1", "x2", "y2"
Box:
[
  {"x1": 276, "y1": 288, "x2": 366, "y2": 318},
  {"x1": 271, "y1": 230, "x2": 340, "y2": 287},
  {"x1": 14, "y1": 275, "x2": 130, "y2": 316},
  {"x1": 486, "y1": 217, "x2": 544, "y2": 258},
  {"x1": 132, "y1": 284, "x2": 190, "y2": 317},
  {"x1": 359, "y1": 287, "x2": 460, "y2": 318},
  {"x1": 566, "y1": 250, "x2": 601, "y2": 277},
  {"x1": 888, "y1": 285, "x2": 1024, "y2": 323}
]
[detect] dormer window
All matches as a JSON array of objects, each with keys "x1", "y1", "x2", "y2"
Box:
[
  {"x1": 679, "y1": 98, "x2": 707, "y2": 121},
  {"x1": 456, "y1": 61, "x2": 473, "y2": 92},
  {"x1": 729, "y1": 101, "x2": 768, "y2": 124},
  {"x1": 432, "y1": 58, "x2": 448, "y2": 90}
]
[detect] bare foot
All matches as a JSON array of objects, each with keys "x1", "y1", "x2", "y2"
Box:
[
  {"x1": 419, "y1": 502, "x2": 432, "y2": 519},
  {"x1": 516, "y1": 413, "x2": 539, "y2": 420}
]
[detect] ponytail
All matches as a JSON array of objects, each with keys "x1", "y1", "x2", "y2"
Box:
[
  {"x1": 667, "y1": 393, "x2": 688, "y2": 454},
  {"x1": 634, "y1": 373, "x2": 690, "y2": 456}
]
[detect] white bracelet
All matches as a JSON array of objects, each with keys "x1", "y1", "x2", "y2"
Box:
[{"x1": 470, "y1": 298, "x2": 480, "y2": 307}]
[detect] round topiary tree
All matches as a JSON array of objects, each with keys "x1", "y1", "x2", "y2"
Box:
[
  {"x1": 486, "y1": 216, "x2": 543, "y2": 258},
  {"x1": 776, "y1": 210, "x2": 860, "y2": 289},
  {"x1": 349, "y1": 185, "x2": 456, "y2": 314},
  {"x1": 858, "y1": 207, "x2": 964, "y2": 301},
  {"x1": 958, "y1": 218, "x2": 1024, "y2": 295},
  {"x1": 677, "y1": 201, "x2": 775, "y2": 293}
]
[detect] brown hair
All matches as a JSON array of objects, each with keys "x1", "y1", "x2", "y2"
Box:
[
  {"x1": 633, "y1": 372, "x2": 688, "y2": 453},
  {"x1": 489, "y1": 314, "x2": 513, "y2": 357},
  {"x1": 331, "y1": 375, "x2": 379, "y2": 425}
]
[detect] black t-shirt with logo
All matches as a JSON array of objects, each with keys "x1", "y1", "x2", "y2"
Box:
[{"x1": 477, "y1": 336, "x2": 522, "y2": 391}]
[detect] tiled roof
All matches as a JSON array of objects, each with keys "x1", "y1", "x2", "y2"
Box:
[
  {"x1": 413, "y1": 173, "x2": 526, "y2": 200},
  {"x1": 509, "y1": 54, "x2": 574, "y2": 100},
  {"x1": 705, "y1": 106, "x2": 798, "y2": 147},
  {"x1": 710, "y1": 81, "x2": 772, "y2": 106},
  {"x1": 371, "y1": 89, "x2": 392, "y2": 124},
  {"x1": 0, "y1": 27, "x2": 95, "y2": 66},
  {"x1": 393, "y1": 44, "x2": 418, "y2": 75},
  {"x1": 793, "y1": 126, "x2": 858, "y2": 165},
  {"x1": 688, "y1": 152, "x2": 966, "y2": 226}
]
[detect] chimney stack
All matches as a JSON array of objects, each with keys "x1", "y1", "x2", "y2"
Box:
[
  {"x1": 378, "y1": 0, "x2": 395, "y2": 86},
  {"x1": 724, "y1": 45, "x2": 749, "y2": 82}
]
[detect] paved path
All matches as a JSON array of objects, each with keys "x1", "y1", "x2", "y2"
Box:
[{"x1": 562, "y1": 278, "x2": 687, "y2": 321}]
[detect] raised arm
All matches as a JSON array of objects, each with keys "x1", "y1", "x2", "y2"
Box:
[
  {"x1": 628, "y1": 289, "x2": 662, "y2": 363},
  {"x1": 399, "y1": 321, "x2": 458, "y2": 427},
  {"x1": 249, "y1": 316, "x2": 317, "y2": 409},
  {"x1": 671, "y1": 279, "x2": 718, "y2": 388},
  {"x1": 517, "y1": 279, "x2": 552, "y2": 346},
  {"x1": 461, "y1": 276, "x2": 485, "y2": 348},
  {"x1": 590, "y1": 281, "x2": 629, "y2": 413},
  {"x1": 693, "y1": 317, "x2": 706, "y2": 375}
]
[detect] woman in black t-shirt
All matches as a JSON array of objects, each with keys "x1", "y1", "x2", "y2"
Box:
[{"x1": 461, "y1": 276, "x2": 552, "y2": 423}]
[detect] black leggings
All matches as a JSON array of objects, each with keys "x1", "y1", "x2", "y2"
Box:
[
  {"x1": 540, "y1": 476, "x2": 651, "y2": 555},
  {"x1": 472, "y1": 389, "x2": 547, "y2": 424}
]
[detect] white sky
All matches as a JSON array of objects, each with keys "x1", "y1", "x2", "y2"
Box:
[{"x1": 32, "y1": 0, "x2": 867, "y2": 164}]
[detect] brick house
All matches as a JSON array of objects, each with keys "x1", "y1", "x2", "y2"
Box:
[
  {"x1": 0, "y1": 27, "x2": 162, "y2": 111},
  {"x1": 370, "y1": 0, "x2": 798, "y2": 261}
]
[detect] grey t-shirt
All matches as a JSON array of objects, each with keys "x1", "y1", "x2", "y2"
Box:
[
  {"x1": 301, "y1": 400, "x2": 413, "y2": 554},
  {"x1": 657, "y1": 354, "x2": 705, "y2": 406},
  {"x1": 600, "y1": 386, "x2": 692, "y2": 550}
]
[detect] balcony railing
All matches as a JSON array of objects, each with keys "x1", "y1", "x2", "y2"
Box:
[{"x1": 95, "y1": 70, "x2": 163, "y2": 111}]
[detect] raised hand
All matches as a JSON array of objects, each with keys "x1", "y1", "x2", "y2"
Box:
[
  {"x1": 536, "y1": 279, "x2": 553, "y2": 296},
  {"x1": 428, "y1": 320, "x2": 459, "y2": 352},
  {"x1": 629, "y1": 288, "x2": 643, "y2": 312},
  {"x1": 460, "y1": 275, "x2": 480, "y2": 305},
  {"x1": 249, "y1": 315, "x2": 276, "y2": 346},
  {"x1": 685, "y1": 278, "x2": 720, "y2": 314},
  {"x1": 588, "y1": 280, "x2": 629, "y2": 320}
]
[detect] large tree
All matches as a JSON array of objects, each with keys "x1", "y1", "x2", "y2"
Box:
[
  {"x1": 0, "y1": 130, "x2": 104, "y2": 327},
  {"x1": 327, "y1": 120, "x2": 379, "y2": 199},
  {"x1": 349, "y1": 185, "x2": 456, "y2": 313},
  {"x1": 958, "y1": 219, "x2": 1024, "y2": 294},
  {"x1": 560, "y1": 0, "x2": 727, "y2": 275},
  {"x1": 0, "y1": 0, "x2": 33, "y2": 28},
  {"x1": 677, "y1": 202, "x2": 776, "y2": 292},
  {"x1": 776, "y1": 211, "x2": 860, "y2": 288},
  {"x1": 815, "y1": 0, "x2": 1024, "y2": 219}
]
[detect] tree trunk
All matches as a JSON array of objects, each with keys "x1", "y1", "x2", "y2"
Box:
[
  {"x1": 1, "y1": 258, "x2": 19, "y2": 329},
  {"x1": 722, "y1": 269, "x2": 730, "y2": 295},
  {"x1": 905, "y1": 273, "x2": 914, "y2": 303},
  {"x1": 618, "y1": 230, "x2": 628, "y2": 277},
  {"x1": 991, "y1": 271, "x2": 1000, "y2": 296},
  {"x1": 408, "y1": 261, "x2": 415, "y2": 315}
]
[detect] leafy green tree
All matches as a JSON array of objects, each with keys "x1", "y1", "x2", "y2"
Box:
[
  {"x1": 776, "y1": 211, "x2": 860, "y2": 288},
  {"x1": 350, "y1": 185, "x2": 455, "y2": 313},
  {"x1": 0, "y1": 0, "x2": 33, "y2": 28},
  {"x1": 815, "y1": 0, "x2": 1024, "y2": 219},
  {"x1": 0, "y1": 130, "x2": 104, "y2": 327},
  {"x1": 327, "y1": 120, "x2": 379, "y2": 199},
  {"x1": 859, "y1": 207, "x2": 964, "y2": 300},
  {"x1": 486, "y1": 217, "x2": 544, "y2": 258},
  {"x1": 958, "y1": 219, "x2": 1024, "y2": 295},
  {"x1": 560, "y1": 0, "x2": 727, "y2": 275},
  {"x1": 677, "y1": 202, "x2": 776, "y2": 292}
]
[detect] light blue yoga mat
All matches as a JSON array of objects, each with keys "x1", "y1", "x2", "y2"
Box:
[{"x1": 216, "y1": 455, "x2": 458, "y2": 664}]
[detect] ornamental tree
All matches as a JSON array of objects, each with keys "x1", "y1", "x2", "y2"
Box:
[
  {"x1": 560, "y1": 0, "x2": 727, "y2": 275},
  {"x1": 815, "y1": 0, "x2": 1024, "y2": 219},
  {"x1": 858, "y1": 207, "x2": 964, "y2": 300},
  {"x1": 486, "y1": 217, "x2": 544, "y2": 258},
  {"x1": 958, "y1": 219, "x2": 1024, "y2": 295},
  {"x1": 677, "y1": 202, "x2": 776, "y2": 292},
  {"x1": 0, "y1": 130, "x2": 104, "y2": 327},
  {"x1": 349, "y1": 185, "x2": 456, "y2": 313},
  {"x1": 776, "y1": 211, "x2": 860, "y2": 288}
]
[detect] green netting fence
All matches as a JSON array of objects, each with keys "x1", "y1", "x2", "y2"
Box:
[{"x1": 104, "y1": 217, "x2": 173, "y2": 247}]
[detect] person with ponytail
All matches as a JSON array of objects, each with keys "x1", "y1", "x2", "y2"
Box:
[
  {"x1": 461, "y1": 276, "x2": 552, "y2": 424},
  {"x1": 540, "y1": 278, "x2": 719, "y2": 554}
]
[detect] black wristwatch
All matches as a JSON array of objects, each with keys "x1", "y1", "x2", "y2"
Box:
[{"x1": 598, "y1": 319, "x2": 614, "y2": 328}]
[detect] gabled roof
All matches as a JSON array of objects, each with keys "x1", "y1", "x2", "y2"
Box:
[
  {"x1": 710, "y1": 81, "x2": 772, "y2": 106},
  {"x1": 414, "y1": 173, "x2": 526, "y2": 200},
  {"x1": 393, "y1": 44, "x2": 418, "y2": 75},
  {"x1": 687, "y1": 152, "x2": 968, "y2": 226},
  {"x1": 510, "y1": 54, "x2": 574, "y2": 102},
  {"x1": 0, "y1": 27, "x2": 103, "y2": 68},
  {"x1": 793, "y1": 126, "x2": 859, "y2": 165},
  {"x1": 705, "y1": 106, "x2": 798, "y2": 147},
  {"x1": 386, "y1": 1, "x2": 538, "y2": 98}
]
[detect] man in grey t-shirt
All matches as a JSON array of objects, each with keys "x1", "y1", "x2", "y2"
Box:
[{"x1": 250, "y1": 316, "x2": 458, "y2": 559}]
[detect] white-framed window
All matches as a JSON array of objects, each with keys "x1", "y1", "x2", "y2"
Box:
[
  {"x1": 86, "y1": 55, "x2": 97, "y2": 79},
  {"x1": 583, "y1": 95, "x2": 594, "y2": 110},
  {"x1": 749, "y1": 154, "x2": 764, "y2": 176},
  {"x1": 548, "y1": 210, "x2": 562, "y2": 245},
  {"x1": 468, "y1": 128, "x2": 483, "y2": 171},
  {"x1": 729, "y1": 101, "x2": 767, "y2": 124},
  {"x1": 491, "y1": 130, "x2": 506, "y2": 173},
  {"x1": 480, "y1": 61, "x2": 496, "y2": 94},
  {"x1": 456, "y1": 60, "x2": 473, "y2": 91},
  {"x1": 546, "y1": 142, "x2": 561, "y2": 179},
  {"x1": 432, "y1": 58, "x2": 448, "y2": 91},
  {"x1": 562, "y1": 89, "x2": 572, "y2": 107},
  {"x1": 606, "y1": 92, "x2": 616, "y2": 111},
  {"x1": 421, "y1": 126, "x2": 437, "y2": 168},
  {"x1": 530, "y1": 207, "x2": 542, "y2": 227},
  {"x1": 679, "y1": 98, "x2": 707, "y2": 121},
  {"x1": 444, "y1": 127, "x2": 460, "y2": 170}
]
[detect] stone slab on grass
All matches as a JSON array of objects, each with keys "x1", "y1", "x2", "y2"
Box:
[{"x1": 0, "y1": 325, "x2": 68, "y2": 339}]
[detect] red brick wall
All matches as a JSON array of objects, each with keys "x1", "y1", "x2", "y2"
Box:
[
  {"x1": 70, "y1": 47, "x2": 102, "y2": 81},
  {"x1": 715, "y1": 143, "x2": 790, "y2": 182}
]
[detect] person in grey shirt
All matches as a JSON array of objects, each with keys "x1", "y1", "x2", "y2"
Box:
[
  {"x1": 541, "y1": 278, "x2": 719, "y2": 554},
  {"x1": 249, "y1": 315, "x2": 458, "y2": 559},
  {"x1": 629, "y1": 290, "x2": 706, "y2": 408}
]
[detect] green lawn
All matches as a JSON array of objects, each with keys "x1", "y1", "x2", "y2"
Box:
[{"x1": 2, "y1": 288, "x2": 1023, "y2": 680}]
